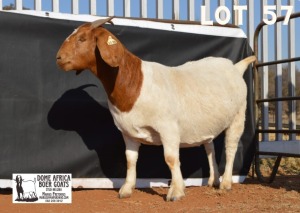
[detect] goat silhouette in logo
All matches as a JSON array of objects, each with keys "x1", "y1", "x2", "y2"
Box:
[{"x1": 14, "y1": 175, "x2": 38, "y2": 202}]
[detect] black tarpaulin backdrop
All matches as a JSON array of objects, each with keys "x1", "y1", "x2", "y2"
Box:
[{"x1": 0, "y1": 12, "x2": 255, "y2": 182}]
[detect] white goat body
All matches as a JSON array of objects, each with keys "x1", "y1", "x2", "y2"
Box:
[{"x1": 109, "y1": 57, "x2": 247, "y2": 148}]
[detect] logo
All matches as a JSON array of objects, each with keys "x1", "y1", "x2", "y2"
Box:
[{"x1": 13, "y1": 174, "x2": 72, "y2": 204}]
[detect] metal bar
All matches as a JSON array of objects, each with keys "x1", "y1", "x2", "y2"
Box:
[
  {"x1": 256, "y1": 96, "x2": 300, "y2": 104},
  {"x1": 204, "y1": 0, "x2": 210, "y2": 21},
  {"x1": 218, "y1": 0, "x2": 226, "y2": 20},
  {"x1": 16, "y1": 0, "x2": 22, "y2": 10},
  {"x1": 256, "y1": 152, "x2": 300, "y2": 158},
  {"x1": 124, "y1": 0, "x2": 130, "y2": 17},
  {"x1": 188, "y1": 0, "x2": 195, "y2": 21},
  {"x1": 269, "y1": 156, "x2": 283, "y2": 182},
  {"x1": 108, "y1": 0, "x2": 114, "y2": 16},
  {"x1": 247, "y1": 0, "x2": 254, "y2": 49},
  {"x1": 0, "y1": 0, "x2": 2, "y2": 10},
  {"x1": 156, "y1": 0, "x2": 163, "y2": 19},
  {"x1": 232, "y1": 0, "x2": 239, "y2": 25},
  {"x1": 255, "y1": 57, "x2": 300, "y2": 68},
  {"x1": 275, "y1": 0, "x2": 283, "y2": 141},
  {"x1": 288, "y1": 0, "x2": 296, "y2": 141},
  {"x1": 259, "y1": 122, "x2": 300, "y2": 129},
  {"x1": 261, "y1": 0, "x2": 269, "y2": 141},
  {"x1": 257, "y1": 129, "x2": 300, "y2": 134},
  {"x1": 35, "y1": 0, "x2": 42, "y2": 11},
  {"x1": 255, "y1": 155, "x2": 282, "y2": 183},
  {"x1": 118, "y1": 16, "x2": 239, "y2": 27},
  {"x1": 72, "y1": 0, "x2": 79, "y2": 14},
  {"x1": 173, "y1": 0, "x2": 179, "y2": 20},
  {"x1": 90, "y1": 0, "x2": 97, "y2": 15},
  {"x1": 141, "y1": 0, "x2": 147, "y2": 18},
  {"x1": 53, "y1": 0, "x2": 59, "y2": 12}
]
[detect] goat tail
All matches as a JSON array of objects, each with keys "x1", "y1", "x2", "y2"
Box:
[{"x1": 235, "y1": 56, "x2": 256, "y2": 75}]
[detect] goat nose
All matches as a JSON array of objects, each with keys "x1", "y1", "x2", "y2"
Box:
[{"x1": 56, "y1": 55, "x2": 62, "y2": 60}]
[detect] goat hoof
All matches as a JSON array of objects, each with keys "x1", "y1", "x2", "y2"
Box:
[
  {"x1": 118, "y1": 193, "x2": 131, "y2": 199},
  {"x1": 170, "y1": 197, "x2": 177, "y2": 202},
  {"x1": 220, "y1": 181, "x2": 232, "y2": 191},
  {"x1": 119, "y1": 184, "x2": 133, "y2": 199},
  {"x1": 208, "y1": 178, "x2": 220, "y2": 188},
  {"x1": 166, "y1": 187, "x2": 185, "y2": 202},
  {"x1": 166, "y1": 194, "x2": 184, "y2": 202},
  {"x1": 118, "y1": 189, "x2": 132, "y2": 199}
]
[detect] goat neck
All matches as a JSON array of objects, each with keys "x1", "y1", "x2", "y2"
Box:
[{"x1": 93, "y1": 46, "x2": 143, "y2": 113}]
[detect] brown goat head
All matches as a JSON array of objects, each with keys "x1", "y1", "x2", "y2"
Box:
[{"x1": 56, "y1": 17, "x2": 124, "y2": 75}]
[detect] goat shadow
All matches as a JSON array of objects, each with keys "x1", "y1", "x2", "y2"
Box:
[
  {"x1": 47, "y1": 85, "x2": 220, "y2": 180},
  {"x1": 47, "y1": 84, "x2": 127, "y2": 178}
]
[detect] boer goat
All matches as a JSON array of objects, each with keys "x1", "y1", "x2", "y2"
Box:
[{"x1": 56, "y1": 17, "x2": 256, "y2": 201}]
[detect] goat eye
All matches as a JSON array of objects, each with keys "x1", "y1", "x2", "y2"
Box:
[{"x1": 78, "y1": 37, "x2": 86, "y2": 42}]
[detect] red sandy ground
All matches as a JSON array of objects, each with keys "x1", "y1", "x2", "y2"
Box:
[{"x1": 1, "y1": 176, "x2": 299, "y2": 212}]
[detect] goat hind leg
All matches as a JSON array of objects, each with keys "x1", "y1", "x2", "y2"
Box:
[
  {"x1": 220, "y1": 102, "x2": 246, "y2": 190},
  {"x1": 204, "y1": 142, "x2": 220, "y2": 187},
  {"x1": 163, "y1": 140, "x2": 185, "y2": 201}
]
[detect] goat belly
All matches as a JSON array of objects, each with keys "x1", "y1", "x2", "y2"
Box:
[
  {"x1": 179, "y1": 135, "x2": 214, "y2": 148},
  {"x1": 108, "y1": 101, "x2": 162, "y2": 145},
  {"x1": 116, "y1": 122, "x2": 162, "y2": 146}
]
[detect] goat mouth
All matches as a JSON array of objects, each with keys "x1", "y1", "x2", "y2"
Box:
[{"x1": 57, "y1": 61, "x2": 71, "y2": 70}]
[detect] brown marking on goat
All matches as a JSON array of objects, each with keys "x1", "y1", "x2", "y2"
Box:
[
  {"x1": 92, "y1": 28, "x2": 143, "y2": 112},
  {"x1": 112, "y1": 50, "x2": 143, "y2": 112},
  {"x1": 57, "y1": 24, "x2": 143, "y2": 113},
  {"x1": 57, "y1": 24, "x2": 96, "y2": 72},
  {"x1": 127, "y1": 160, "x2": 136, "y2": 169}
]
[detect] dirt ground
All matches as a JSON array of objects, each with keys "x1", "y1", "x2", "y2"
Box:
[{"x1": 1, "y1": 175, "x2": 299, "y2": 213}]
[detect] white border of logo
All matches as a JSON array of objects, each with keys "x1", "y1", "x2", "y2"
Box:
[{"x1": 12, "y1": 174, "x2": 72, "y2": 204}]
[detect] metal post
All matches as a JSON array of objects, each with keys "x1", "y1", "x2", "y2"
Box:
[
  {"x1": 156, "y1": 0, "x2": 163, "y2": 19},
  {"x1": 288, "y1": 0, "x2": 296, "y2": 141},
  {"x1": 16, "y1": 0, "x2": 22, "y2": 10},
  {"x1": 188, "y1": 0, "x2": 195, "y2": 21},
  {"x1": 124, "y1": 0, "x2": 130, "y2": 17},
  {"x1": 232, "y1": 0, "x2": 239, "y2": 25},
  {"x1": 90, "y1": 0, "x2": 97, "y2": 15},
  {"x1": 247, "y1": 0, "x2": 254, "y2": 49},
  {"x1": 173, "y1": 0, "x2": 179, "y2": 20},
  {"x1": 261, "y1": 0, "x2": 269, "y2": 141},
  {"x1": 35, "y1": 0, "x2": 42, "y2": 11},
  {"x1": 53, "y1": 0, "x2": 59, "y2": 12},
  {"x1": 204, "y1": 0, "x2": 210, "y2": 21},
  {"x1": 218, "y1": 0, "x2": 226, "y2": 20},
  {"x1": 72, "y1": 0, "x2": 79, "y2": 14},
  {"x1": 108, "y1": 0, "x2": 114, "y2": 16},
  {"x1": 275, "y1": 0, "x2": 283, "y2": 141},
  {"x1": 141, "y1": 0, "x2": 147, "y2": 18}
]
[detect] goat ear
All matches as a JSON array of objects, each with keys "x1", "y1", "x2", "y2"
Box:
[
  {"x1": 93, "y1": 28, "x2": 124, "y2": 67},
  {"x1": 91, "y1": 17, "x2": 114, "y2": 28}
]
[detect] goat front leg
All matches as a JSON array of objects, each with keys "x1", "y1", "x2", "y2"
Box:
[
  {"x1": 161, "y1": 133, "x2": 185, "y2": 201},
  {"x1": 204, "y1": 142, "x2": 220, "y2": 187},
  {"x1": 119, "y1": 135, "x2": 141, "y2": 199}
]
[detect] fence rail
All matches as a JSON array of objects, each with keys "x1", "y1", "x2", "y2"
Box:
[{"x1": 0, "y1": 0, "x2": 256, "y2": 43}]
